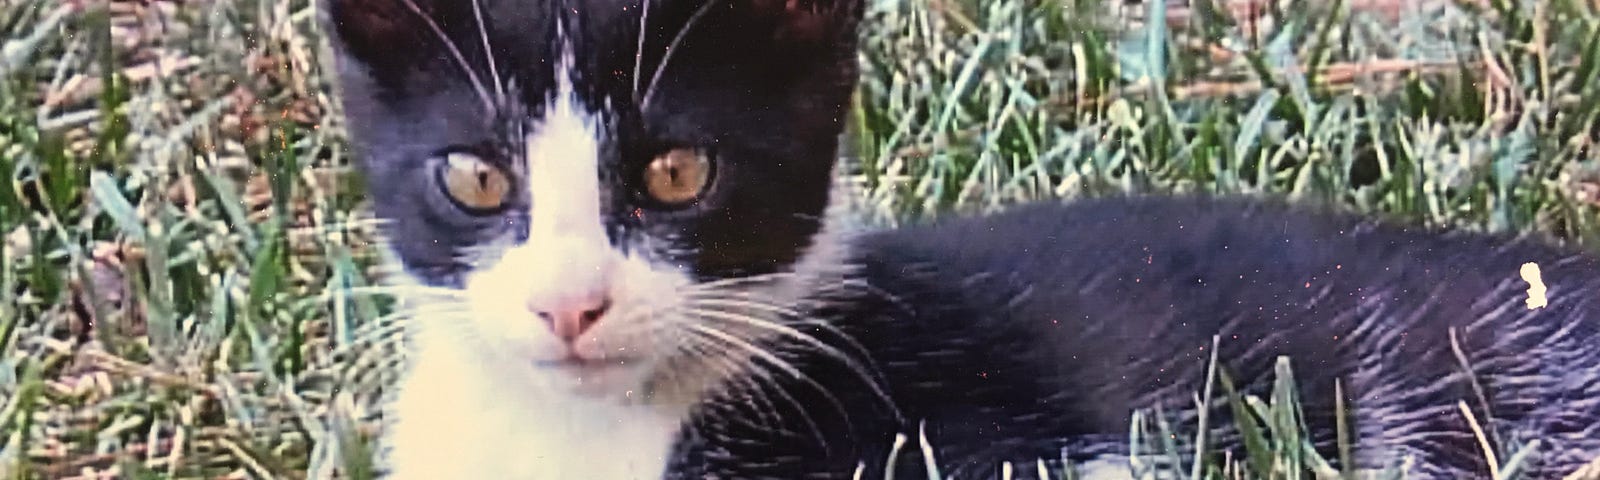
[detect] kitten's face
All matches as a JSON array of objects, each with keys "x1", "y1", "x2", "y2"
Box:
[{"x1": 325, "y1": 0, "x2": 862, "y2": 398}]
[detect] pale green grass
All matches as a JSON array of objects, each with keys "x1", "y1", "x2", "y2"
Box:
[{"x1": 2, "y1": 0, "x2": 1599, "y2": 478}]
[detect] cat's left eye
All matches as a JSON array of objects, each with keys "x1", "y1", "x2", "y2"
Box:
[
  {"x1": 644, "y1": 147, "x2": 713, "y2": 206},
  {"x1": 436, "y1": 151, "x2": 511, "y2": 213}
]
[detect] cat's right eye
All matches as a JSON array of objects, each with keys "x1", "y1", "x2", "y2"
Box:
[
  {"x1": 436, "y1": 152, "x2": 511, "y2": 213},
  {"x1": 643, "y1": 147, "x2": 713, "y2": 206}
]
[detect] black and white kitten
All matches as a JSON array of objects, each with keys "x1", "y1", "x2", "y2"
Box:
[{"x1": 321, "y1": 0, "x2": 1600, "y2": 478}]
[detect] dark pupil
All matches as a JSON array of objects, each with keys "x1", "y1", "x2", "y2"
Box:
[{"x1": 476, "y1": 170, "x2": 489, "y2": 189}]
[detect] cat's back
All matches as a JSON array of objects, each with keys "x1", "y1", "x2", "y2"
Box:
[
  {"x1": 861, "y1": 194, "x2": 1592, "y2": 285},
  {"x1": 857, "y1": 195, "x2": 1599, "y2": 334},
  {"x1": 831, "y1": 194, "x2": 1600, "y2": 478}
]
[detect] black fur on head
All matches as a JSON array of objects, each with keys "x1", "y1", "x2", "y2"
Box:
[{"x1": 322, "y1": 0, "x2": 866, "y2": 285}]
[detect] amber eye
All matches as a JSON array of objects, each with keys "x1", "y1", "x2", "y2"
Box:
[
  {"x1": 437, "y1": 151, "x2": 511, "y2": 212},
  {"x1": 644, "y1": 147, "x2": 712, "y2": 205}
]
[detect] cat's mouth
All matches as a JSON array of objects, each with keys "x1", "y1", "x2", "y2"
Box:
[
  {"x1": 528, "y1": 353, "x2": 654, "y2": 398},
  {"x1": 532, "y1": 354, "x2": 642, "y2": 372}
]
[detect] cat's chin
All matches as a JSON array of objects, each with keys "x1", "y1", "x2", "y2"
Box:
[{"x1": 524, "y1": 357, "x2": 655, "y2": 400}]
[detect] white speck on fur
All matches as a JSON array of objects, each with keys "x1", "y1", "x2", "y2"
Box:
[{"x1": 1520, "y1": 262, "x2": 1548, "y2": 309}]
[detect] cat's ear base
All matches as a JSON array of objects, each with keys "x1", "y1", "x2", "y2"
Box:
[{"x1": 322, "y1": 0, "x2": 458, "y2": 78}]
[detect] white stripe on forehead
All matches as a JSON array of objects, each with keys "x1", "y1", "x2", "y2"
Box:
[{"x1": 524, "y1": 25, "x2": 604, "y2": 242}]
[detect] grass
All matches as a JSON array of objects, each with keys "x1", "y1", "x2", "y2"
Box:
[{"x1": 2, "y1": 0, "x2": 1599, "y2": 478}]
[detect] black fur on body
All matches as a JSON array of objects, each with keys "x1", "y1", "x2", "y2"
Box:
[
  {"x1": 320, "y1": 0, "x2": 1600, "y2": 478},
  {"x1": 673, "y1": 195, "x2": 1600, "y2": 479}
]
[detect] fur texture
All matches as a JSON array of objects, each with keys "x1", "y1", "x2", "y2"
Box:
[
  {"x1": 667, "y1": 196, "x2": 1600, "y2": 479},
  {"x1": 322, "y1": 0, "x2": 1600, "y2": 478}
]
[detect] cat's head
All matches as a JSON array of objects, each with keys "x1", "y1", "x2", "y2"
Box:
[{"x1": 323, "y1": 0, "x2": 864, "y2": 400}]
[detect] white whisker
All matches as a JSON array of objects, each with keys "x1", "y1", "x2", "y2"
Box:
[
  {"x1": 675, "y1": 336, "x2": 828, "y2": 445},
  {"x1": 677, "y1": 272, "x2": 799, "y2": 296},
  {"x1": 681, "y1": 323, "x2": 855, "y2": 435},
  {"x1": 694, "y1": 297, "x2": 876, "y2": 372},
  {"x1": 641, "y1": 0, "x2": 723, "y2": 111},
  {"x1": 469, "y1": 0, "x2": 505, "y2": 104},
  {"x1": 683, "y1": 323, "x2": 799, "y2": 377},
  {"x1": 688, "y1": 304, "x2": 901, "y2": 420},
  {"x1": 397, "y1": 0, "x2": 497, "y2": 113},
  {"x1": 672, "y1": 341, "x2": 783, "y2": 428},
  {"x1": 632, "y1": 0, "x2": 651, "y2": 104}
]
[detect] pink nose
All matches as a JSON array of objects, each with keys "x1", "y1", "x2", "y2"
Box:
[{"x1": 531, "y1": 295, "x2": 611, "y2": 343}]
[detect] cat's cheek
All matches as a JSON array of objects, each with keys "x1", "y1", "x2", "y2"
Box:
[{"x1": 583, "y1": 255, "x2": 696, "y2": 362}]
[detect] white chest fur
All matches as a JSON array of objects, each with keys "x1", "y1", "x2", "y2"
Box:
[{"x1": 382, "y1": 338, "x2": 686, "y2": 480}]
